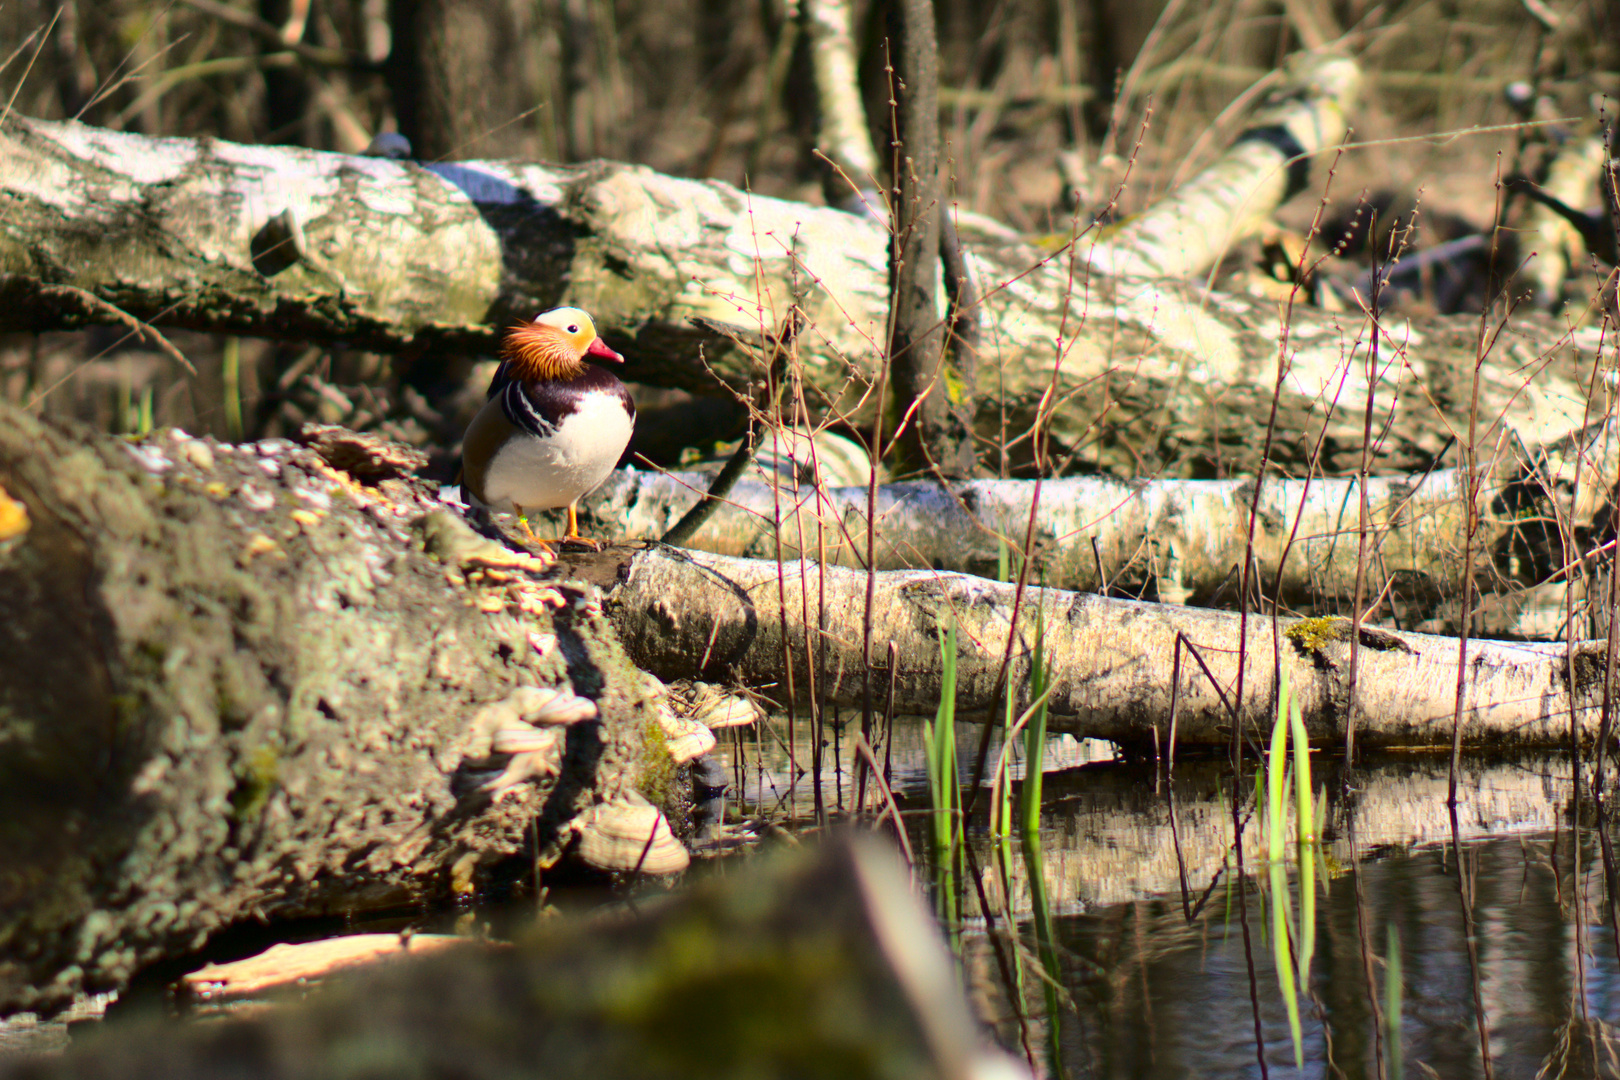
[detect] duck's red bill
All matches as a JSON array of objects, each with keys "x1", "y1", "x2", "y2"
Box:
[{"x1": 587, "y1": 338, "x2": 624, "y2": 363}]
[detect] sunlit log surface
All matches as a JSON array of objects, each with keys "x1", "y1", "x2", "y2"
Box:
[
  {"x1": 1084, "y1": 53, "x2": 1356, "y2": 279},
  {"x1": 0, "y1": 404, "x2": 672, "y2": 1017},
  {"x1": 608, "y1": 545, "x2": 1613, "y2": 749},
  {"x1": 1521, "y1": 134, "x2": 1610, "y2": 310},
  {"x1": 567, "y1": 410, "x2": 1617, "y2": 634},
  {"x1": 0, "y1": 92, "x2": 1607, "y2": 480}
]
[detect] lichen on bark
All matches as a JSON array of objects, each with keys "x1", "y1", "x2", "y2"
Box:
[{"x1": 0, "y1": 404, "x2": 666, "y2": 1016}]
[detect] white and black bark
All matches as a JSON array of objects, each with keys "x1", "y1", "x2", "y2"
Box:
[
  {"x1": 560, "y1": 409, "x2": 1616, "y2": 634},
  {"x1": 607, "y1": 545, "x2": 1614, "y2": 751},
  {"x1": 2, "y1": 98, "x2": 1606, "y2": 482}
]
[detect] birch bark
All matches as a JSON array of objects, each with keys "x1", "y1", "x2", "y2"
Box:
[
  {"x1": 608, "y1": 545, "x2": 1613, "y2": 750},
  {"x1": 1, "y1": 91, "x2": 1605, "y2": 481}
]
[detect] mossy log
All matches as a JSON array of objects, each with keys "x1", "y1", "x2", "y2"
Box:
[
  {"x1": 0, "y1": 404, "x2": 670, "y2": 1017},
  {"x1": 2, "y1": 838, "x2": 1008, "y2": 1080}
]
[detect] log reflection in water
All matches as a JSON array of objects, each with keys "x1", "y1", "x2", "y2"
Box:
[{"x1": 1056, "y1": 830, "x2": 1610, "y2": 1080}]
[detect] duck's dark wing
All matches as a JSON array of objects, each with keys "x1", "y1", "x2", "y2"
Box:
[
  {"x1": 497, "y1": 378, "x2": 559, "y2": 439},
  {"x1": 485, "y1": 359, "x2": 513, "y2": 400}
]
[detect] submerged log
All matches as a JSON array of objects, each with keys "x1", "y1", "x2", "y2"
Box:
[
  {"x1": 0, "y1": 404, "x2": 676, "y2": 1017},
  {"x1": 607, "y1": 545, "x2": 1614, "y2": 750}
]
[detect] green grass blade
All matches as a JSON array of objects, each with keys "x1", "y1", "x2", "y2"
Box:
[
  {"x1": 1022, "y1": 835, "x2": 1065, "y2": 1075},
  {"x1": 1289, "y1": 676, "x2": 1313, "y2": 842},
  {"x1": 1387, "y1": 923, "x2": 1403, "y2": 1080},
  {"x1": 929, "y1": 617, "x2": 960, "y2": 941},
  {"x1": 1289, "y1": 677, "x2": 1316, "y2": 988},
  {"x1": 1267, "y1": 676, "x2": 1288, "y2": 864},
  {"x1": 1020, "y1": 605, "x2": 1050, "y2": 845},
  {"x1": 1270, "y1": 860, "x2": 1304, "y2": 1069},
  {"x1": 223, "y1": 336, "x2": 244, "y2": 443}
]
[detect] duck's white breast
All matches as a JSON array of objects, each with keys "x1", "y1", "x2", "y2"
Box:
[{"x1": 481, "y1": 389, "x2": 633, "y2": 510}]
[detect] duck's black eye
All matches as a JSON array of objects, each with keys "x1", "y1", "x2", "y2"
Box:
[{"x1": 567, "y1": 324, "x2": 580, "y2": 334}]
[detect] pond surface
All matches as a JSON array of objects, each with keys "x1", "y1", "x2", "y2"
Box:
[
  {"x1": 1051, "y1": 828, "x2": 1618, "y2": 1079},
  {"x1": 725, "y1": 718, "x2": 1618, "y2": 1078}
]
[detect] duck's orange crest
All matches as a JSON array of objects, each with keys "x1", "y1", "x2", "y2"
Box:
[{"x1": 500, "y1": 321, "x2": 582, "y2": 382}]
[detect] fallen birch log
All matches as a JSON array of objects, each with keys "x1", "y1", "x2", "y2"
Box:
[
  {"x1": 0, "y1": 54, "x2": 1604, "y2": 480},
  {"x1": 563, "y1": 411, "x2": 1619, "y2": 633},
  {"x1": 607, "y1": 545, "x2": 1614, "y2": 750},
  {"x1": 0, "y1": 404, "x2": 682, "y2": 1017},
  {"x1": 1085, "y1": 53, "x2": 1357, "y2": 280},
  {"x1": 1519, "y1": 134, "x2": 1610, "y2": 310}
]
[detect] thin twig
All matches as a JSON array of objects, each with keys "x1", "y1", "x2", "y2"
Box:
[{"x1": 34, "y1": 283, "x2": 199, "y2": 376}]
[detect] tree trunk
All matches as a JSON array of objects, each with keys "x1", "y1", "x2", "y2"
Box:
[
  {"x1": 885, "y1": 0, "x2": 973, "y2": 478},
  {"x1": 804, "y1": 0, "x2": 880, "y2": 207},
  {"x1": 0, "y1": 404, "x2": 672, "y2": 1017},
  {"x1": 3, "y1": 94, "x2": 1603, "y2": 482},
  {"x1": 386, "y1": 0, "x2": 546, "y2": 161},
  {"x1": 607, "y1": 545, "x2": 1613, "y2": 750}
]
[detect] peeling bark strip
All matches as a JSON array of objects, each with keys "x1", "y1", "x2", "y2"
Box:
[
  {"x1": 607, "y1": 546, "x2": 1613, "y2": 749},
  {"x1": 0, "y1": 105, "x2": 1605, "y2": 480},
  {"x1": 0, "y1": 404, "x2": 666, "y2": 1017}
]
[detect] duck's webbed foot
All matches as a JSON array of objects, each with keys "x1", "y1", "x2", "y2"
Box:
[{"x1": 557, "y1": 504, "x2": 606, "y2": 551}]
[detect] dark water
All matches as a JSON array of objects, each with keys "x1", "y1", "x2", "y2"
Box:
[
  {"x1": 725, "y1": 717, "x2": 1617, "y2": 1076},
  {"x1": 1053, "y1": 830, "x2": 1619, "y2": 1079},
  {"x1": 891, "y1": 750, "x2": 1620, "y2": 1080}
]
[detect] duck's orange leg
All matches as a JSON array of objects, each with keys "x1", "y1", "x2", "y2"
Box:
[
  {"x1": 512, "y1": 504, "x2": 548, "y2": 547},
  {"x1": 563, "y1": 505, "x2": 606, "y2": 549}
]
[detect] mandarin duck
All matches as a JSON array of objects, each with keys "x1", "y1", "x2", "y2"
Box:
[{"x1": 461, "y1": 307, "x2": 635, "y2": 544}]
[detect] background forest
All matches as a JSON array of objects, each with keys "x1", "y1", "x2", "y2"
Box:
[{"x1": 3, "y1": 0, "x2": 1617, "y2": 475}]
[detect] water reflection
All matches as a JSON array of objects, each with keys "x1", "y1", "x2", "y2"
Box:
[
  {"x1": 717, "y1": 714, "x2": 1114, "y2": 820},
  {"x1": 711, "y1": 717, "x2": 1599, "y2": 1078},
  {"x1": 702, "y1": 718, "x2": 1613, "y2": 1077},
  {"x1": 1055, "y1": 828, "x2": 1620, "y2": 1079}
]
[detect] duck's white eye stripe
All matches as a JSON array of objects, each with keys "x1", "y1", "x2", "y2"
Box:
[{"x1": 567, "y1": 324, "x2": 580, "y2": 333}]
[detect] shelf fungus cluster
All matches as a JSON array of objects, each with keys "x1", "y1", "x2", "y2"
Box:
[
  {"x1": 418, "y1": 501, "x2": 770, "y2": 879},
  {"x1": 668, "y1": 679, "x2": 764, "y2": 730},
  {"x1": 654, "y1": 678, "x2": 764, "y2": 764},
  {"x1": 460, "y1": 685, "x2": 598, "y2": 798}
]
